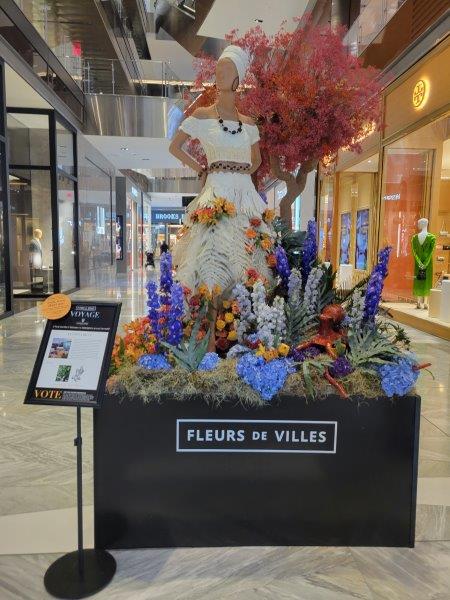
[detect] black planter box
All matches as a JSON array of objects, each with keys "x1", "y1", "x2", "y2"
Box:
[{"x1": 94, "y1": 393, "x2": 420, "y2": 549}]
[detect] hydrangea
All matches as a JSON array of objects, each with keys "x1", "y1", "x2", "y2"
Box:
[
  {"x1": 138, "y1": 353, "x2": 172, "y2": 370},
  {"x1": 303, "y1": 267, "x2": 323, "y2": 317},
  {"x1": 301, "y1": 220, "x2": 318, "y2": 282},
  {"x1": 377, "y1": 357, "x2": 419, "y2": 398},
  {"x1": 166, "y1": 283, "x2": 184, "y2": 345},
  {"x1": 329, "y1": 356, "x2": 353, "y2": 379},
  {"x1": 198, "y1": 352, "x2": 220, "y2": 371},
  {"x1": 236, "y1": 353, "x2": 295, "y2": 401},
  {"x1": 290, "y1": 346, "x2": 321, "y2": 362},
  {"x1": 364, "y1": 246, "x2": 392, "y2": 323},
  {"x1": 275, "y1": 245, "x2": 291, "y2": 288}
]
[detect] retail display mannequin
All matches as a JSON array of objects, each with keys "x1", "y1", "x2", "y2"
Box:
[
  {"x1": 29, "y1": 228, "x2": 43, "y2": 270},
  {"x1": 169, "y1": 45, "x2": 272, "y2": 349},
  {"x1": 411, "y1": 218, "x2": 436, "y2": 309}
]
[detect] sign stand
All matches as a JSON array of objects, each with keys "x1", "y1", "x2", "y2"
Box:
[
  {"x1": 24, "y1": 300, "x2": 121, "y2": 598},
  {"x1": 44, "y1": 407, "x2": 116, "y2": 599}
]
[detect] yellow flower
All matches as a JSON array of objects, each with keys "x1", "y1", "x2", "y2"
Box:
[
  {"x1": 227, "y1": 330, "x2": 238, "y2": 341},
  {"x1": 263, "y1": 349, "x2": 279, "y2": 362},
  {"x1": 260, "y1": 237, "x2": 273, "y2": 251},
  {"x1": 224, "y1": 201, "x2": 236, "y2": 216},
  {"x1": 277, "y1": 343, "x2": 290, "y2": 357},
  {"x1": 224, "y1": 312, "x2": 234, "y2": 324},
  {"x1": 197, "y1": 283, "x2": 209, "y2": 297},
  {"x1": 222, "y1": 300, "x2": 232, "y2": 309},
  {"x1": 212, "y1": 284, "x2": 222, "y2": 297},
  {"x1": 263, "y1": 209, "x2": 275, "y2": 223},
  {"x1": 216, "y1": 319, "x2": 226, "y2": 331},
  {"x1": 256, "y1": 344, "x2": 266, "y2": 356}
]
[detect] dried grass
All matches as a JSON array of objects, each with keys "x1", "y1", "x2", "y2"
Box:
[{"x1": 107, "y1": 359, "x2": 392, "y2": 406}]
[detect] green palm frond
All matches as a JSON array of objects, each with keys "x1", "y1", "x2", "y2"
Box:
[
  {"x1": 348, "y1": 327, "x2": 401, "y2": 368},
  {"x1": 284, "y1": 300, "x2": 316, "y2": 346}
]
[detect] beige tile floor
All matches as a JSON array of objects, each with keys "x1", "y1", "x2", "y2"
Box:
[{"x1": 0, "y1": 268, "x2": 449, "y2": 599}]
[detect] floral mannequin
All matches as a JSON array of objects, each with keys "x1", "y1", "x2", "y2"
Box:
[{"x1": 169, "y1": 45, "x2": 275, "y2": 350}]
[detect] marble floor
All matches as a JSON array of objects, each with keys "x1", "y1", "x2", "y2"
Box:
[{"x1": 0, "y1": 268, "x2": 449, "y2": 599}]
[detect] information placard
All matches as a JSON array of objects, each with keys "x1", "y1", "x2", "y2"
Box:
[{"x1": 25, "y1": 301, "x2": 121, "y2": 408}]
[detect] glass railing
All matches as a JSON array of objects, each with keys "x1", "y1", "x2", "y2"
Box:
[{"x1": 344, "y1": 0, "x2": 408, "y2": 56}]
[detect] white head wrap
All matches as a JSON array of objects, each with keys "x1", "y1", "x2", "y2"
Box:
[{"x1": 218, "y1": 44, "x2": 250, "y2": 84}]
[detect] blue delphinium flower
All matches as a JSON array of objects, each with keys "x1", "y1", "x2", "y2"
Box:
[
  {"x1": 166, "y1": 283, "x2": 184, "y2": 345},
  {"x1": 146, "y1": 280, "x2": 160, "y2": 339},
  {"x1": 301, "y1": 219, "x2": 318, "y2": 282},
  {"x1": 159, "y1": 251, "x2": 173, "y2": 297},
  {"x1": 198, "y1": 352, "x2": 220, "y2": 371},
  {"x1": 364, "y1": 246, "x2": 392, "y2": 323},
  {"x1": 377, "y1": 356, "x2": 419, "y2": 397},
  {"x1": 138, "y1": 353, "x2": 172, "y2": 370},
  {"x1": 275, "y1": 245, "x2": 291, "y2": 289},
  {"x1": 236, "y1": 353, "x2": 294, "y2": 401}
]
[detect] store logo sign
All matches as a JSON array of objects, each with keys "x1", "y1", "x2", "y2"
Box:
[
  {"x1": 176, "y1": 419, "x2": 337, "y2": 454},
  {"x1": 383, "y1": 193, "x2": 401, "y2": 201},
  {"x1": 412, "y1": 79, "x2": 427, "y2": 109}
]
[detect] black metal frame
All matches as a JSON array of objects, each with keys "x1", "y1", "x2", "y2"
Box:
[
  {"x1": 0, "y1": 58, "x2": 13, "y2": 319},
  {"x1": 7, "y1": 106, "x2": 80, "y2": 298}
]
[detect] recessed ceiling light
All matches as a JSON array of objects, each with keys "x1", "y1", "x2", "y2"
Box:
[
  {"x1": 142, "y1": 158, "x2": 150, "y2": 161},
  {"x1": 255, "y1": 18, "x2": 263, "y2": 23},
  {"x1": 120, "y1": 147, "x2": 129, "y2": 151}
]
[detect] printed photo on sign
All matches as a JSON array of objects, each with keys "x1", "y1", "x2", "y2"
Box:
[
  {"x1": 37, "y1": 330, "x2": 108, "y2": 390},
  {"x1": 48, "y1": 338, "x2": 72, "y2": 359}
]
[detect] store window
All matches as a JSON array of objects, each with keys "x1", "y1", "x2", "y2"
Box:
[
  {"x1": 318, "y1": 176, "x2": 334, "y2": 263},
  {"x1": 380, "y1": 115, "x2": 450, "y2": 304},
  {"x1": 9, "y1": 169, "x2": 53, "y2": 294},
  {"x1": 337, "y1": 160, "x2": 377, "y2": 277},
  {"x1": 0, "y1": 61, "x2": 9, "y2": 316},
  {"x1": 7, "y1": 109, "x2": 79, "y2": 296}
]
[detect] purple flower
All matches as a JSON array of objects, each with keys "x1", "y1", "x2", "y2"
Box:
[
  {"x1": 363, "y1": 246, "x2": 392, "y2": 322},
  {"x1": 329, "y1": 356, "x2": 353, "y2": 378},
  {"x1": 159, "y1": 252, "x2": 173, "y2": 298},
  {"x1": 290, "y1": 345, "x2": 321, "y2": 362},
  {"x1": 275, "y1": 246, "x2": 291, "y2": 288},
  {"x1": 146, "y1": 281, "x2": 160, "y2": 339},
  {"x1": 166, "y1": 283, "x2": 184, "y2": 345},
  {"x1": 301, "y1": 220, "x2": 318, "y2": 282}
]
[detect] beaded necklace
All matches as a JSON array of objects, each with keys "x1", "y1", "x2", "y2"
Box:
[{"x1": 214, "y1": 104, "x2": 243, "y2": 135}]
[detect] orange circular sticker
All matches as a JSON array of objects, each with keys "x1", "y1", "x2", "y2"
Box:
[{"x1": 41, "y1": 294, "x2": 72, "y2": 320}]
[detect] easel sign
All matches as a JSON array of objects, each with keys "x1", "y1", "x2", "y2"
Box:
[{"x1": 25, "y1": 300, "x2": 121, "y2": 408}]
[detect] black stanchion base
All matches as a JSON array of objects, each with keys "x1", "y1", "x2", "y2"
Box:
[{"x1": 44, "y1": 549, "x2": 116, "y2": 599}]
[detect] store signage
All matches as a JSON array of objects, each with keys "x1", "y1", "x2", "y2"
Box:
[
  {"x1": 412, "y1": 79, "x2": 427, "y2": 108},
  {"x1": 24, "y1": 301, "x2": 121, "y2": 408},
  {"x1": 152, "y1": 209, "x2": 185, "y2": 224},
  {"x1": 176, "y1": 419, "x2": 337, "y2": 454},
  {"x1": 383, "y1": 193, "x2": 401, "y2": 201}
]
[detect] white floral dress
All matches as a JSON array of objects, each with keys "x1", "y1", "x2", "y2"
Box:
[{"x1": 173, "y1": 116, "x2": 274, "y2": 295}]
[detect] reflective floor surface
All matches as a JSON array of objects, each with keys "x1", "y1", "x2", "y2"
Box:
[{"x1": 0, "y1": 268, "x2": 449, "y2": 599}]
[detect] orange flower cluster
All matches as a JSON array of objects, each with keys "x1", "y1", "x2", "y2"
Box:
[
  {"x1": 245, "y1": 215, "x2": 274, "y2": 254},
  {"x1": 111, "y1": 316, "x2": 157, "y2": 370},
  {"x1": 256, "y1": 342, "x2": 290, "y2": 362},
  {"x1": 190, "y1": 197, "x2": 236, "y2": 226},
  {"x1": 245, "y1": 268, "x2": 267, "y2": 287},
  {"x1": 215, "y1": 298, "x2": 240, "y2": 352}
]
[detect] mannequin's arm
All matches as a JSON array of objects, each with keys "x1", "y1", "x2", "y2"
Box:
[
  {"x1": 169, "y1": 130, "x2": 204, "y2": 175},
  {"x1": 249, "y1": 142, "x2": 262, "y2": 174},
  {"x1": 411, "y1": 240, "x2": 425, "y2": 269},
  {"x1": 421, "y1": 237, "x2": 436, "y2": 268}
]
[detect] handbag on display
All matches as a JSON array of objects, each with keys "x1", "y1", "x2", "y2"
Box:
[{"x1": 417, "y1": 268, "x2": 427, "y2": 281}]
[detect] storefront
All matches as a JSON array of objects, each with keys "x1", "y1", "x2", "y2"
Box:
[
  {"x1": 318, "y1": 37, "x2": 450, "y2": 338},
  {"x1": 151, "y1": 207, "x2": 185, "y2": 251},
  {"x1": 0, "y1": 59, "x2": 11, "y2": 318}
]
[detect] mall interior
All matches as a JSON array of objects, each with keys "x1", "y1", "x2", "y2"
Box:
[{"x1": 0, "y1": 0, "x2": 449, "y2": 598}]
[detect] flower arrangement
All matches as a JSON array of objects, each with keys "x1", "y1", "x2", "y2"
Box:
[
  {"x1": 109, "y1": 237, "x2": 429, "y2": 404},
  {"x1": 190, "y1": 197, "x2": 236, "y2": 226}
]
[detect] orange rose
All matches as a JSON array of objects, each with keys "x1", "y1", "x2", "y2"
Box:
[
  {"x1": 260, "y1": 238, "x2": 273, "y2": 251},
  {"x1": 266, "y1": 253, "x2": 277, "y2": 268},
  {"x1": 250, "y1": 217, "x2": 262, "y2": 227},
  {"x1": 245, "y1": 228, "x2": 257, "y2": 239}
]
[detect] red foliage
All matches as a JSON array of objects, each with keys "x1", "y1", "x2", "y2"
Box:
[{"x1": 187, "y1": 18, "x2": 382, "y2": 186}]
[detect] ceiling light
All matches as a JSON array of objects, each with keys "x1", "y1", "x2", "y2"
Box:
[
  {"x1": 121, "y1": 147, "x2": 129, "y2": 151},
  {"x1": 255, "y1": 18, "x2": 263, "y2": 23}
]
